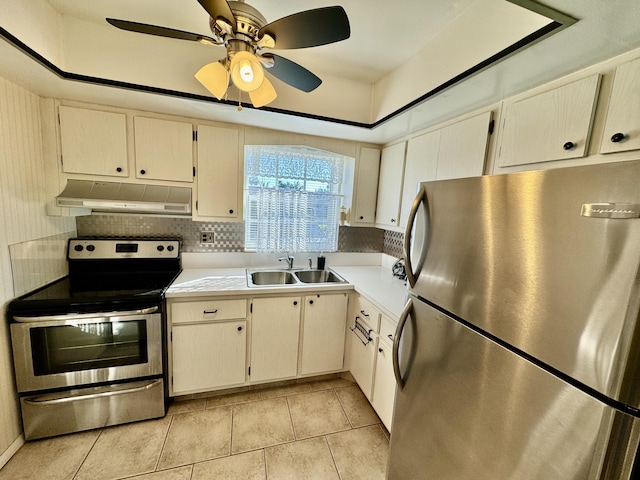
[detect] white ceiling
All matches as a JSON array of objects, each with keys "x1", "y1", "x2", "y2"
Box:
[{"x1": 1, "y1": 0, "x2": 640, "y2": 144}]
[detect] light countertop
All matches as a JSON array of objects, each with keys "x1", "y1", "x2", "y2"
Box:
[{"x1": 166, "y1": 265, "x2": 408, "y2": 320}]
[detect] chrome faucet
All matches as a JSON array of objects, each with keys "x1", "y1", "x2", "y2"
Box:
[{"x1": 278, "y1": 254, "x2": 295, "y2": 269}]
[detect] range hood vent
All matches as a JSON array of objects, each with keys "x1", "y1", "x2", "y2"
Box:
[{"x1": 55, "y1": 180, "x2": 191, "y2": 216}]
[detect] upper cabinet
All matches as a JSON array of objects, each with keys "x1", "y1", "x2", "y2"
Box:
[
  {"x1": 399, "y1": 131, "x2": 439, "y2": 229},
  {"x1": 57, "y1": 106, "x2": 195, "y2": 184},
  {"x1": 193, "y1": 124, "x2": 242, "y2": 221},
  {"x1": 434, "y1": 111, "x2": 491, "y2": 180},
  {"x1": 600, "y1": 57, "x2": 640, "y2": 154},
  {"x1": 133, "y1": 117, "x2": 194, "y2": 182},
  {"x1": 350, "y1": 146, "x2": 380, "y2": 226},
  {"x1": 375, "y1": 142, "x2": 406, "y2": 230},
  {"x1": 58, "y1": 106, "x2": 128, "y2": 177},
  {"x1": 398, "y1": 111, "x2": 492, "y2": 228},
  {"x1": 496, "y1": 75, "x2": 601, "y2": 167}
]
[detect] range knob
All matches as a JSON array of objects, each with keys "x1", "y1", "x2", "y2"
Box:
[
  {"x1": 167, "y1": 245, "x2": 175, "y2": 252},
  {"x1": 74, "y1": 244, "x2": 83, "y2": 252},
  {"x1": 86, "y1": 244, "x2": 95, "y2": 252},
  {"x1": 157, "y1": 245, "x2": 165, "y2": 252}
]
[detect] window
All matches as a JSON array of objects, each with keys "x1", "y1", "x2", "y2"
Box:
[{"x1": 244, "y1": 145, "x2": 350, "y2": 253}]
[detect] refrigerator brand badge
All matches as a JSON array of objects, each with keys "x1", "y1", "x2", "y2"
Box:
[{"x1": 581, "y1": 203, "x2": 640, "y2": 219}]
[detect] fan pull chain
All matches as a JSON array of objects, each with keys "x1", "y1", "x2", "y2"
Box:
[{"x1": 238, "y1": 90, "x2": 243, "y2": 111}]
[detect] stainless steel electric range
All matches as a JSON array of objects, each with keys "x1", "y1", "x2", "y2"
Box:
[{"x1": 7, "y1": 238, "x2": 181, "y2": 440}]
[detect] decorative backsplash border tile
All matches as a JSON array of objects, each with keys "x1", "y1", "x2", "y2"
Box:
[{"x1": 76, "y1": 215, "x2": 403, "y2": 255}]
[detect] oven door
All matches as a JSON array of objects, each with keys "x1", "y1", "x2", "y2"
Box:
[{"x1": 10, "y1": 309, "x2": 162, "y2": 393}]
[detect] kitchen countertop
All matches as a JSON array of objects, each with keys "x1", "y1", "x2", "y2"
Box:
[
  {"x1": 166, "y1": 265, "x2": 408, "y2": 320},
  {"x1": 331, "y1": 266, "x2": 408, "y2": 319}
]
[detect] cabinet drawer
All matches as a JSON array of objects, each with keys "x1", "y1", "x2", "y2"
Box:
[
  {"x1": 172, "y1": 299, "x2": 247, "y2": 324},
  {"x1": 379, "y1": 315, "x2": 397, "y2": 346},
  {"x1": 354, "y1": 295, "x2": 381, "y2": 332}
]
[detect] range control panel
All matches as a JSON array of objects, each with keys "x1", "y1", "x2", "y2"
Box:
[{"x1": 68, "y1": 238, "x2": 181, "y2": 260}]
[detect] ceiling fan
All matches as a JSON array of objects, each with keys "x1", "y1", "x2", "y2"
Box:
[{"x1": 106, "y1": 0, "x2": 351, "y2": 108}]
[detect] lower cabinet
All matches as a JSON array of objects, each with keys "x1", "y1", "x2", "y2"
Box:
[
  {"x1": 250, "y1": 296, "x2": 301, "y2": 383},
  {"x1": 372, "y1": 339, "x2": 395, "y2": 430},
  {"x1": 171, "y1": 320, "x2": 247, "y2": 395},
  {"x1": 348, "y1": 294, "x2": 398, "y2": 428},
  {"x1": 168, "y1": 289, "x2": 351, "y2": 396},
  {"x1": 348, "y1": 321, "x2": 378, "y2": 400},
  {"x1": 300, "y1": 293, "x2": 349, "y2": 375}
]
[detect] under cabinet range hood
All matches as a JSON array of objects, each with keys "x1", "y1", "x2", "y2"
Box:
[{"x1": 55, "y1": 180, "x2": 191, "y2": 216}]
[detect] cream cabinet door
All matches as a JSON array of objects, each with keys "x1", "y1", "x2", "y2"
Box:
[
  {"x1": 250, "y1": 296, "x2": 301, "y2": 383},
  {"x1": 600, "y1": 57, "x2": 640, "y2": 154},
  {"x1": 497, "y1": 75, "x2": 600, "y2": 167},
  {"x1": 348, "y1": 326, "x2": 378, "y2": 400},
  {"x1": 435, "y1": 111, "x2": 491, "y2": 180},
  {"x1": 58, "y1": 106, "x2": 128, "y2": 177},
  {"x1": 351, "y1": 147, "x2": 380, "y2": 226},
  {"x1": 195, "y1": 124, "x2": 241, "y2": 220},
  {"x1": 372, "y1": 338, "x2": 396, "y2": 430},
  {"x1": 300, "y1": 293, "x2": 348, "y2": 375},
  {"x1": 399, "y1": 131, "x2": 439, "y2": 228},
  {"x1": 375, "y1": 142, "x2": 406, "y2": 229},
  {"x1": 133, "y1": 117, "x2": 193, "y2": 182},
  {"x1": 171, "y1": 320, "x2": 247, "y2": 395}
]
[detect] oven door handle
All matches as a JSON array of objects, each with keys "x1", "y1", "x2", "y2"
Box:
[
  {"x1": 22, "y1": 379, "x2": 163, "y2": 405},
  {"x1": 13, "y1": 306, "x2": 159, "y2": 323}
]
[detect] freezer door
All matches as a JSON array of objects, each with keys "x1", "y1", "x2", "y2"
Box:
[
  {"x1": 388, "y1": 298, "x2": 640, "y2": 480},
  {"x1": 404, "y1": 160, "x2": 640, "y2": 407}
]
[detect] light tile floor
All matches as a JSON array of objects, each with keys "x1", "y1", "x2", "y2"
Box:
[{"x1": 0, "y1": 378, "x2": 390, "y2": 480}]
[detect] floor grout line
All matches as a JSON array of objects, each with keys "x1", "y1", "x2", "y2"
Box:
[{"x1": 71, "y1": 429, "x2": 102, "y2": 480}]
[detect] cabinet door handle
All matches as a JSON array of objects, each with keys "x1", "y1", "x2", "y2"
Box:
[
  {"x1": 359, "y1": 215, "x2": 364, "y2": 220},
  {"x1": 293, "y1": 301, "x2": 298, "y2": 306},
  {"x1": 139, "y1": 169, "x2": 146, "y2": 175},
  {"x1": 563, "y1": 141, "x2": 575, "y2": 151},
  {"x1": 309, "y1": 300, "x2": 314, "y2": 305},
  {"x1": 360, "y1": 310, "x2": 369, "y2": 317},
  {"x1": 378, "y1": 348, "x2": 383, "y2": 353},
  {"x1": 388, "y1": 334, "x2": 394, "y2": 341},
  {"x1": 391, "y1": 218, "x2": 396, "y2": 223},
  {"x1": 611, "y1": 132, "x2": 625, "y2": 143},
  {"x1": 116, "y1": 167, "x2": 122, "y2": 173},
  {"x1": 237, "y1": 326, "x2": 243, "y2": 331},
  {"x1": 203, "y1": 309, "x2": 218, "y2": 314},
  {"x1": 229, "y1": 209, "x2": 234, "y2": 214}
]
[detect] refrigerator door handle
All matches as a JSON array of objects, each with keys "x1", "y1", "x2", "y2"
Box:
[
  {"x1": 393, "y1": 297, "x2": 413, "y2": 390},
  {"x1": 404, "y1": 185, "x2": 428, "y2": 288}
]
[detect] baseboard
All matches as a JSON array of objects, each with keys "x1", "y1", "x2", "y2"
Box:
[{"x1": 0, "y1": 434, "x2": 24, "y2": 470}]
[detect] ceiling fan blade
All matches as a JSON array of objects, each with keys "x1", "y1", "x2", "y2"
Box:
[
  {"x1": 249, "y1": 77, "x2": 277, "y2": 108},
  {"x1": 258, "y1": 6, "x2": 350, "y2": 50},
  {"x1": 195, "y1": 62, "x2": 229, "y2": 100},
  {"x1": 106, "y1": 18, "x2": 217, "y2": 44},
  {"x1": 197, "y1": 0, "x2": 235, "y2": 27},
  {"x1": 261, "y1": 54, "x2": 321, "y2": 93}
]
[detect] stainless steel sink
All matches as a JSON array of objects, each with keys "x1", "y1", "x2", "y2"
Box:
[
  {"x1": 246, "y1": 268, "x2": 347, "y2": 287},
  {"x1": 294, "y1": 269, "x2": 346, "y2": 284},
  {"x1": 249, "y1": 270, "x2": 297, "y2": 286}
]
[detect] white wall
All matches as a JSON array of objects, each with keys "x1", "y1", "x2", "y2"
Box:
[{"x1": 0, "y1": 76, "x2": 76, "y2": 463}]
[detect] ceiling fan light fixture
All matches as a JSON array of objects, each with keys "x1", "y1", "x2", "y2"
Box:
[
  {"x1": 195, "y1": 61, "x2": 229, "y2": 100},
  {"x1": 249, "y1": 77, "x2": 277, "y2": 108},
  {"x1": 230, "y1": 51, "x2": 264, "y2": 92}
]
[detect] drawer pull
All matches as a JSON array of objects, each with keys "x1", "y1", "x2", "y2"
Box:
[
  {"x1": 387, "y1": 334, "x2": 394, "y2": 341},
  {"x1": 203, "y1": 309, "x2": 218, "y2": 315},
  {"x1": 360, "y1": 309, "x2": 369, "y2": 317}
]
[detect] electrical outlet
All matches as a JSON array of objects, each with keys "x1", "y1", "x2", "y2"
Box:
[{"x1": 200, "y1": 231, "x2": 215, "y2": 244}]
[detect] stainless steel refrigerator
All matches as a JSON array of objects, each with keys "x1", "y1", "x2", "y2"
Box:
[{"x1": 388, "y1": 160, "x2": 640, "y2": 479}]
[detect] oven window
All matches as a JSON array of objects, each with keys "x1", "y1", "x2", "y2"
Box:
[{"x1": 29, "y1": 321, "x2": 148, "y2": 375}]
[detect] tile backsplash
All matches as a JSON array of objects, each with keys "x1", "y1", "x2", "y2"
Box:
[{"x1": 76, "y1": 215, "x2": 403, "y2": 257}]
